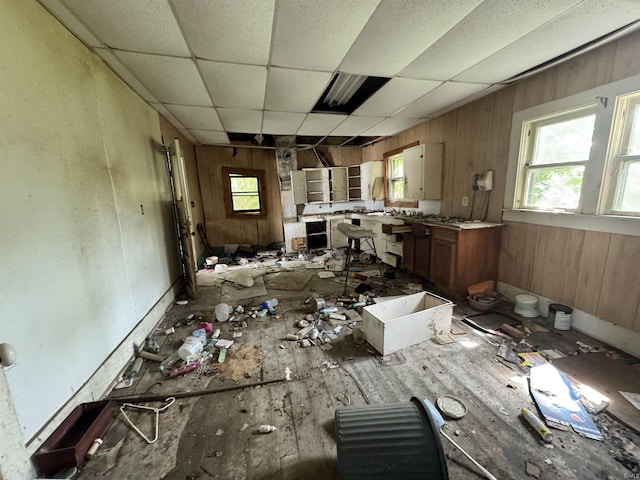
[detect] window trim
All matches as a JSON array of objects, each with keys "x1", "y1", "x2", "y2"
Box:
[
  {"x1": 383, "y1": 141, "x2": 419, "y2": 208},
  {"x1": 504, "y1": 72, "x2": 640, "y2": 237},
  {"x1": 222, "y1": 166, "x2": 267, "y2": 220}
]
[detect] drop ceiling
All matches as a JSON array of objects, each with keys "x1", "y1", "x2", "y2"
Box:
[{"x1": 39, "y1": 0, "x2": 640, "y2": 147}]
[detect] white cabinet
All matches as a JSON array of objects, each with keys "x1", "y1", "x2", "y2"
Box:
[
  {"x1": 347, "y1": 165, "x2": 361, "y2": 200},
  {"x1": 403, "y1": 144, "x2": 443, "y2": 201},
  {"x1": 291, "y1": 167, "x2": 348, "y2": 204},
  {"x1": 360, "y1": 160, "x2": 383, "y2": 200}
]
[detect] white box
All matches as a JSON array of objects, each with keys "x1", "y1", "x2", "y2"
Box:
[{"x1": 362, "y1": 291, "x2": 453, "y2": 355}]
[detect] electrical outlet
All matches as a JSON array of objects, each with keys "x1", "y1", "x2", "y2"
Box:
[{"x1": 462, "y1": 196, "x2": 469, "y2": 207}]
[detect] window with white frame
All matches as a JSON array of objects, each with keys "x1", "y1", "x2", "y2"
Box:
[
  {"x1": 604, "y1": 91, "x2": 640, "y2": 215},
  {"x1": 516, "y1": 106, "x2": 596, "y2": 211},
  {"x1": 506, "y1": 73, "x2": 640, "y2": 235},
  {"x1": 389, "y1": 152, "x2": 404, "y2": 200}
]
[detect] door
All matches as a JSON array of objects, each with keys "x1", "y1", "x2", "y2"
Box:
[
  {"x1": 402, "y1": 233, "x2": 415, "y2": 272},
  {"x1": 430, "y1": 237, "x2": 455, "y2": 293},
  {"x1": 291, "y1": 170, "x2": 306, "y2": 204},
  {"x1": 171, "y1": 139, "x2": 197, "y2": 296},
  {"x1": 414, "y1": 236, "x2": 431, "y2": 279}
]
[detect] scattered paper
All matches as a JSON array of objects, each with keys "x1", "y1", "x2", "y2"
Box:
[
  {"x1": 317, "y1": 271, "x2": 335, "y2": 279},
  {"x1": 518, "y1": 352, "x2": 549, "y2": 367}
]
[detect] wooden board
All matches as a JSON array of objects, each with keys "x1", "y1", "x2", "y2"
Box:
[
  {"x1": 552, "y1": 353, "x2": 640, "y2": 433},
  {"x1": 263, "y1": 271, "x2": 315, "y2": 291}
]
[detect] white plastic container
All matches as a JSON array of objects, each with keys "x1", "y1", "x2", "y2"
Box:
[
  {"x1": 178, "y1": 336, "x2": 203, "y2": 360},
  {"x1": 362, "y1": 291, "x2": 453, "y2": 355},
  {"x1": 215, "y1": 303, "x2": 230, "y2": 322}
]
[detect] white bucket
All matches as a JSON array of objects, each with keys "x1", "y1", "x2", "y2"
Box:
[
  {"x1": 514, "y1": 294, "x2": 539, "y2": 317},
  {"x1": 549, "y1": 303, "x2": 573, "y2": 330}
]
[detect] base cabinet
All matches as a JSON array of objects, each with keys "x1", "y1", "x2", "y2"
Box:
[{"x1": 403, "y1": 224, "x2": 502, "y2": 299}]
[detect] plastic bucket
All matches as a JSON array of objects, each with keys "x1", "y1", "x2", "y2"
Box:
[
  {"x1": 549, "y1": 303, "x2": 573, "y2": 330},
  {"x1": 335, "y1": 397, "x2": 448, "y2": 480}
]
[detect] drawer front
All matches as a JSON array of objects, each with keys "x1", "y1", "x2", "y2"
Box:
[
  {"x1": 386, "y1": 240, "x2": 403, "y2": 256},
  {"x1": 412, "y1": 223, "x2": 430, "y2": 237},
  {"x1": 430, "y1": 226, "x2": 457, "y2": 242}
]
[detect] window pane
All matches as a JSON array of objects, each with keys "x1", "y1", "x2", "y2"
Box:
[
  {"x1": 391, "y1": 157, "x2": 403, "y2": 178},
  {"x1": 614, "y1": 161, "x2": 640, "y2": 212},
  {"x1": 232, "y1": 194, "x2": 260, "y2": 211},
  {"x1": 524, "y1": 165, "x2": 584, "y2": 209},
  {"x1": 230, "y1": 176, "x2": 258, "y2": 193},
  {"x1": 532, "y1": 114, "x2": 595, "y2": 165},
  {"x1": 391, "y1": 179, "x2": 403, "y2": 199},
  {"x1": 624, "y1": 102, "x2": 640, "y2": 156}
]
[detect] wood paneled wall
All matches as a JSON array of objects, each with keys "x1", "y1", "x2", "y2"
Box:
[
  {"x1": 360, "y1": 29, "x2": 640, "y2": 332},
  {"x1": 196, "y1": 146, "x2": 283, "y2": 246}
]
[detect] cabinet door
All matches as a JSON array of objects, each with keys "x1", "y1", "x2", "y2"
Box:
[
  {"x1": 423, "y1": 143, "x2": 443, "y2": 200},
  {"x1": 291, "y1": 170, "x2": 306, "y2": 205},
  {"x1": 361, "y1": 160, "x2": 383, "y2": 200},
  {"x1": 403, "y1": 144, "x2": 425, "y2": 200},
  {"x1": 330, "y1": 167, "x2": 348, "y2": 201},
  {"x1": 414, "y1": 236, "x2": 431, "y2": 279},
  {"x1": 402, "y1": 233, "x2": 415, "y2": 272},
  {"x1": 430, "y1": 237, "x2": 456, "y2": 292}
]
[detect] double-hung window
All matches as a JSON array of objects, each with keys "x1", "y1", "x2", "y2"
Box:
[
  {"x1": 516, "y1": 106, "x2": 596, "y2": 211},
  {"x1": 605, "y1": 92, "x2": 640, "y2": 215},
  {"x1": 389, "y1": 153, "x2": 404, "y2": 201}
]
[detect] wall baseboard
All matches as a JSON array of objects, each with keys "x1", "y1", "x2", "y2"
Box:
[{"x1": 498, "y1": 282, "x2": 640, "y2": 358}]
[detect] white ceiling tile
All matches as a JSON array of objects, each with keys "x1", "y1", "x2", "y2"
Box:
[
  {"x1": 400, "y1": 0, "x2": 582, "y2": 81},
  {"x1": 428, "y1": 84, "x2": 505, "y2": 118},
  {"x1": 217, "y1": 109, "x2": 263, "y2": 133},
  {"x1": 198, "y1": 60, "x2": 267, "y2": 110},
  {"x1": 395, "y1": 82, "x2": 490, "y2": 118},
  {"x1": 297, "y1": 114, "x2": 347, "y2": 136},
  {"x1": 329, "y1": 116, "x2": 385, "y2": 136},
  {"x1": 149, "y1": 103, "x2": 185, "y2": 129},
  {"x1": 164, "y1": 105, "x2": 223, "y2": 131},
  {"x1": 189, "y1": 130, "x2": 230, "y2": 145},
  {"x1": 113, "y1": 52, "x2": 211, "y2": 106},
  {"x1": 265, "y1": 68, "x2": 332, "y2": 112},
  {"x1": 271, "y1": 0, "x2": 380, "y2": 71},
  {"x1": 172, "y1": 0, "x2": 274, "y2": 64},
  {"x1": 360, "y1": 117, "x2": 426, "y2": 137},
  {"x1": 95, "y1": 49, "x2": 159, "y2": 103},
  {"x1": 262, "y1": 112, "x2": 306, "y2": 135},
  {"x1": 353, "y1": 78, "x2": 441, "y2": 117},
  {"x1": 39, "y1": 0, "x2": 103, "y2": 47},
  {"x1": 338, "y1": 0, "x2": 484, "y2": 77},
  {"x1": 178, "y1": 128, "x2": 200, "y2": 145},
  {"x1": 61, "y1": 0, "x2": 189, "y2": 56},
  {"x1": 455, "y1": 0, "x2": 640, "y2": 84}
]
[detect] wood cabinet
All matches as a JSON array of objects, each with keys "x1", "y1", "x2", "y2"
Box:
[
  {"x1": 403, "y1": 223, "x2": 502, "y2": 299},
  {"x1": 429, "y1": 226, "x2": 502, "y2": 299},
  {"x1": 403, "y1": 223, "x2": 430, "y2": 277},
  {"x1": 399, "y1": 144, "x2": 443, "y2": 201}
]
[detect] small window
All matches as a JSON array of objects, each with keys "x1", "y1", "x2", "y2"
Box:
[
  {"x1": 389, "y1": 153, "x2": 404, "y2": 200},
  {"x1": 516, "y1": 106, "x2": 596, "y2": 211},
  {"x1": 222, "y1": 166, "x2": 267, "y2": 219},
  {"x1": 605, "y1": 92, "x2": 640, "y2": 215}
]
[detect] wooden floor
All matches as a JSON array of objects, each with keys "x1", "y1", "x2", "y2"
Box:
[{"x1": 77, "y1": 266, "x2": 640, "y2": 480}]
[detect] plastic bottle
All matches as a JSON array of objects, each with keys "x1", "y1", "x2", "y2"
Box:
[
  {"x1": 215, "y1": 303, "x2": 231, "y2": 322},
  {"x1": 259, "y1": 425, "x2": 277, "y2": 433},
  {"x1": 521, "y1": 408, "x2": 553, "y2": 443},
  {"x1": 178, "y1": 336, "x2": 204, "y2": 360},
  {"x1": 160, "y1": 351, "x2": 181, "y2": 371},
  {"x1": 262, "y1": 298, "x2": 278, "y2": 310}
]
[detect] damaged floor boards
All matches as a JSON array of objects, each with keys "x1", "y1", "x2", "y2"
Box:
[{"x1": 78, "y1": 270, "x2": 639, "y2": 480}]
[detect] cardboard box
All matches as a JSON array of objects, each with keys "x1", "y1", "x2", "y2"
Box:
[{"x1": 362, "y1": 291, "x2": 453, "y2": 355}]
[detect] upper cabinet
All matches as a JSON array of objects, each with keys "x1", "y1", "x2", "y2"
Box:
[
  {"x1": 347, "y1": 165, "x2": 362, "y2": 201},
  {"x1": 292, "y1": 167, "x2": 348, "y2": 204},
  {"x1": 360, "y1": 160, "x2": 383, "y2": 200},
  {"x1": 403, "y1": 144, "x2": 443, "y2": 201}
]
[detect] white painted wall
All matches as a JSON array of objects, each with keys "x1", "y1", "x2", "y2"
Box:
[{"x1": 0, "y1": 1, "x2": 181, "y2": 474}]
